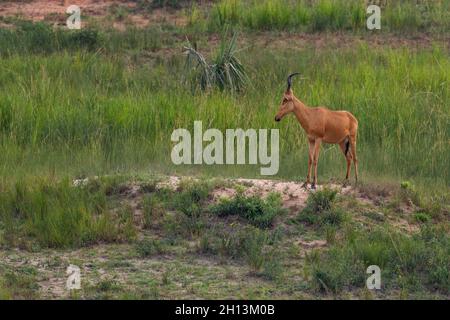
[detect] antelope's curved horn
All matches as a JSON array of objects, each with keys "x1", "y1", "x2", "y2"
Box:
[{"x1": 287, "y1": 72, "x2": 300, "y2": 91}]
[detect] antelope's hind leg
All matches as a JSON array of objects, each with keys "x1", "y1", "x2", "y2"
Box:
[
  {"x1": 350, "y1": 139, "x2": 358, "y2": 184},
  {"x1": 338, "y1": 141, "x2": 352, "y2": 186}
]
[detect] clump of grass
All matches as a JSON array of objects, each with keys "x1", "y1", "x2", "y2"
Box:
[
  {"x1": 108, "y1": 3, "x2": 130, "y2": 21},
  {"x1": 175, "y1": 179, "x2": 211, "y2": 215},
  {"x1": 297, "y1": 188, "x2": 345, "y2": 227},
  {"x1": 210, "y1": 191, "x2": 286, "y2": 228},
  {"x1": 261, "y1": 249, "x2": 284, "y2": 281},
  {"x1": 161, "y1": 179, "x2": 212, "y2": 237},
  {"x1": 198, "y1": 225, "x2": 284, "y2": 279},
  {"x1": 178, "y1": 212, "x2": 207, "y2": 238},
  {"x1": 82, "y1": 277, "x2": 124, "y2": 299},
  {"x1": 135, "y1": 239, "x2": 166, "y2": 257},
  {"x1": 162, "y1": 212, "x2": 207, "y2": 241},
  {"x1": 242, "y1": 227, "x2": 268, "y2": 271},
  {"x1": 0, "y1": 267, "x2": 40, "y2": 299},
  {"x1": 414, "y1": 212, "x2": 431, "y2": 224},
  {"x1": 140, "y1": 180, "x2": 159, "y2": 193},
  {"x1": 399, "y1": 181, "x2": 422, "y2": 207},
  {"x1": 96, "y1": 278, "x2": 122, "y2": 292},
  {"x1": 143, "y1": 194, "x2": 165, "y2": 229},
  {"x1": 362, "y1": 210, "x2": 385, "y2": 222}
]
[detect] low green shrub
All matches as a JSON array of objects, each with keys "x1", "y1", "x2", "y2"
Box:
[
  {"x1": 297, "y1": 188, "x2": 345, "y2": 227},
  {"x1": 210, "y1": 191, "x2": 286, "y2": 228}
]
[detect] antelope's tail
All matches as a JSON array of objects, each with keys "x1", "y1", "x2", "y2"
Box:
[{"x1": 344, "y1": 136, "x2": 350, "y2": 156}]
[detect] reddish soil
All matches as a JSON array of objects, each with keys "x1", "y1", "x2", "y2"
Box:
[{"x1": 0, "y1": 0, "x2": 188, "y2": 28}]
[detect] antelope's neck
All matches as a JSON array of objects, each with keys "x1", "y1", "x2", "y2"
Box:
[{"x1": 293, "y1": 98, "x2": 310, "y2": 132}]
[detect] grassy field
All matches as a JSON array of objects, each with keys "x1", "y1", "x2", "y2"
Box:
[
  {"x1": 201, "y1": 0, "x2": 450, "y2": 33},
  {"x1": 0, "y1": 30, "x2": 448, "y2": 187},
  {"x1": 0, "y1": 0, "x2": 449, "y2": 300}
]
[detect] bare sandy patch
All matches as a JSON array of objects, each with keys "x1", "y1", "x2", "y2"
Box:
[{"x1": 213, "y1": 178, "x2": 352, "y2": 213}]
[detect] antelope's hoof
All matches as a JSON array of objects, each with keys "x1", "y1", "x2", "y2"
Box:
[
  {"x1": 310, "y1": 184, "x2": 316, "y2": 190},
  {"x1": 301, "y1": 182, "x2": 309, "y2": 189}
]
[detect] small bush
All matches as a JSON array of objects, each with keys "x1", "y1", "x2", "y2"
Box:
[
  {"x1": 305, "y1": 188, "x2": 337, "y2": 213},
  {"x1": 320, "y1": 207, "x2": 345, "y2": 226},
  {"x1": 210, "y1": 191, "x2": 286, "y2": 228},
  {"x1": 297, "y1": 188, "x2": 345, "y2": 227},
  {"x1": 414, "y1": 212, "x2": 431, "y2": 223},
  {"x1": 174, "y1": 179, "x2": 211, "y2": 217}
]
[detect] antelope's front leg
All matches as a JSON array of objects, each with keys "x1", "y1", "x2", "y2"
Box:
[
  {"x1": 311, "y1": 138, "x2": 322, "y2": 189},
  {"x1": 302, "y1": 140, "x2": 315, "y2": 188}
]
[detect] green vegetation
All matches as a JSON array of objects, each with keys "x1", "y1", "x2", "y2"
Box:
[
  {"x1": 0, "y1": 175, "x2": 448, "y2": 299},
  {"x1": 135, "y1": 239, "x2": 167, "y2": 257},
  {"x1": 0, "y1": 21, "x2": 170, "y2": 56},
  {"x1": 0, "y1": 177, "x2": 137, "y2": 248},
  {"x1": 183, "y1": 32, "x2": 248, "y2": 92},
  {"x1": 297, "y1": 188, "x2": 346, "y2": 227},
  {"x1": 204, "y1": 0, "x2": 450, "y2": 33},
  {"x1": 211, "y1": 190, "x2": 286, "y2": 228},
  {"x1": 0, "y1": 27, "x2": 447, "y2": 188},
  {"x1": 0, "y1": 0, "x2": 448, "y2": 300},
  {"x1": 310, "y1": 224, "x2": 449, "y2": 294},
  {"x1": 0, "y1": 266, "x2": 40, "y2": 299},
  {"x1": 199, "y1": 225, "x2": 284, "y2": 279}
]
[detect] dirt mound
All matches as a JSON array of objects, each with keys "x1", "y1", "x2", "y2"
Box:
[{"x1": 156, "y1": 175, "x2": 352, "y2": 213}]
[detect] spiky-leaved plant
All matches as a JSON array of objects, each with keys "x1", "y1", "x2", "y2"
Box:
[{"x1": 183, "y1": 32, "x2": 248, "y2": 92}]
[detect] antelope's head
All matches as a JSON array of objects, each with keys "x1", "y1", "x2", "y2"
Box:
[{"x1": 274, "y1": 72, "x2": 300, "y2": 122}]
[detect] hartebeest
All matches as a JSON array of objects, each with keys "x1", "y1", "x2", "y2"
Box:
[{"x1": 275, "y1": 73, "x2": 358, "y2": 189}]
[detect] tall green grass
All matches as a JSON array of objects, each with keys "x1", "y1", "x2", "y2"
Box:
[
  {"x1": 0, "y1": 177, "x2": 136, "y2": 248},
  {"x1": 0, "y1": 40, "x2": 447, "y2": 187},
  {"x1": 204, "y1": 0, "x2": 450, "y2": 32}
]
